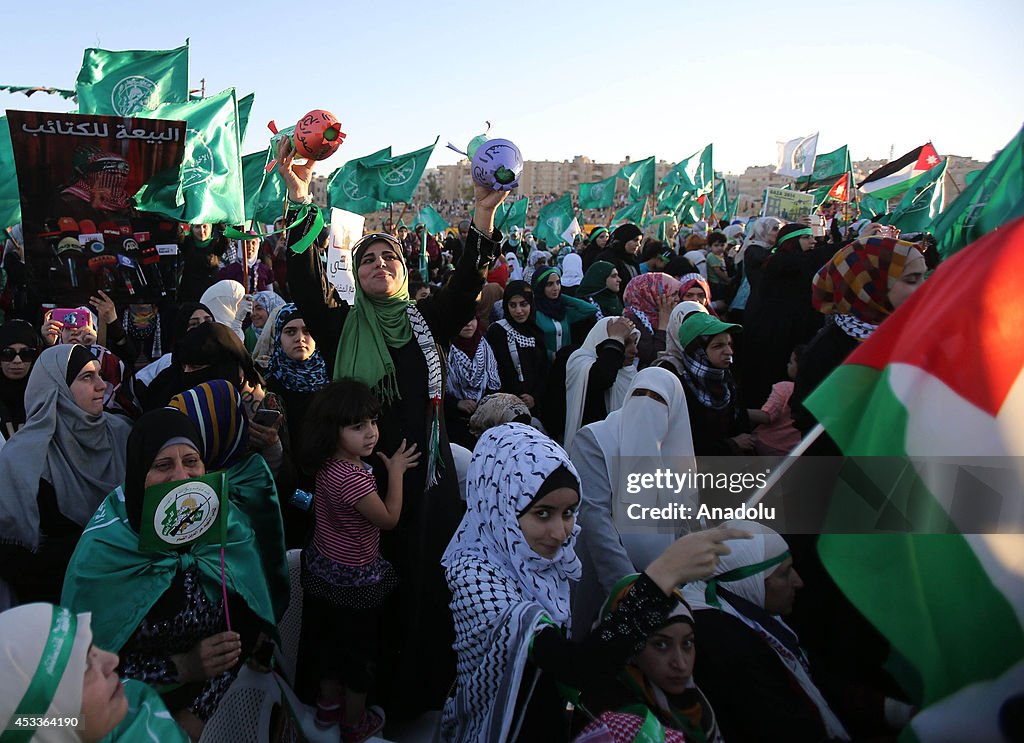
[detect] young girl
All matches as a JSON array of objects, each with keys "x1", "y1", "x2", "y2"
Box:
[
  {"x1": 748, "y1": 344, "x2": 804, "y2": 455},
  {"x1": 301, "y1": 379, "x2": 420, "y2": 741}
]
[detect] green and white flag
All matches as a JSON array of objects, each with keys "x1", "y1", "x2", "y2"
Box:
[
  {"x1": 805, "y1": 222, "x2": 1024, "y2": 743},
  {"x1": 618, "y1": 156, "x2": 655, "y2": 201},
  {"x1": 0, "y1": 117, "x2": 20, "y2": 228},
  {"x1": 356, "y1": 138, "x2": 438, "y2": 204},
  {"x1": 496, "y1": 197, "x2": 529, "y2": 232},
  {"x1": 804, "y1": 145, "x2": 850, "y2": 187},
  {"x1": 885, "y1": 159, "x2": 950, "y2": 234},
  {"x1": 134, "y1": 88, "x2": 245, "y2": 225},
  {"x1": 236, "y1": 93, "x2": 255, "y2": 143},
  {"x1": 534, "y1": 193, "x2": 576, "y2": 247},
  {"x1": 663, "y1": 144, "x2": 713, "y2": 196},
  {"x1": 611, "y1": 200, "x2": 646, "y2": 227},
  {"x1": 413, "y1": 204, "x2": 449, "y2": 235},
  {"x1": 242, "y1": 148, "x2": 286, "y2": 226},
  {"x1": 657, "y1": 183, "x2": 685, "y2": 214},
  {"x1": 76, "y1": 44, "x2": 189, "y2": 117},
  {"x1": 579, "y1": 175, "x2": 617, "y2": 209},
  {"x1": 326, "y1": 147, "x2": 393, "y2": 215},
  {"x1": 929, "y1": 125, "x2": 1024, "y2": 259}
]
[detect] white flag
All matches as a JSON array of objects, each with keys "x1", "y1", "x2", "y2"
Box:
[
  {"x1": 561, "y1": 216, "x2": 582, "y2": 246},
  {"x1": 776, "y1": 133, "x2": 819, "y2": 178}
]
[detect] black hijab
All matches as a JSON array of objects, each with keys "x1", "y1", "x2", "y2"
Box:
[
  {"x1": 172, "y1": 302, "x2": 214, "y2": 346},
  {"x1": 124, "y1": 408, "x2": 203, "y2": 532},
  {"x1": 0, "y1": 320, "x2": 39, "y2": 428},
  {"x1": 501, "y1": 280, "x2": 540, "y2": 334}
]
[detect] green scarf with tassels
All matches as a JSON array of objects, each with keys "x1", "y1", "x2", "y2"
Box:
[{"x1": 334, "y1": 246, "x2": 412, "y2": 403}]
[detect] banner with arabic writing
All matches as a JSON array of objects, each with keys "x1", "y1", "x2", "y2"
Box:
[{"x1": 6, "y1": 110, "x2": 186, "y2": 307}]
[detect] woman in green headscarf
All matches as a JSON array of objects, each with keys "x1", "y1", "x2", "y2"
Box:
[
  {"x1": 276, "y1": 136, "x2": 506, "y2": 719},
  {"x1": 577, "y1": 260, "x2": 625, "y2": 319}
]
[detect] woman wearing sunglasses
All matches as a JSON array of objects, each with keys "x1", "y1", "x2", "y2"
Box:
[{"x1": 0, "y1": 319, "x2": 41, "y2": 440}]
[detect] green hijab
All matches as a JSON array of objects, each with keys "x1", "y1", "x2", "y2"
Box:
[
  {"x1": 577, "y1": 260, "x2": 624, "y2": 317},
  {"x1": 334, "y1": 234, "x2": 412, "y2": 403}
]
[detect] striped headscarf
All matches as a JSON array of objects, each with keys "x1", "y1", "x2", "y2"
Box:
[
  {"x1": 812, "y1": 237, "x2": 924, "y2": 324},
  {"x1": 167, "y1": 380, "x2": 249, "y2": 471}
]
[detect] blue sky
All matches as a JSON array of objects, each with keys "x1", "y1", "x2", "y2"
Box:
[{"x1": 2, "y1": 0, "x2": 1021, "y2": 174}]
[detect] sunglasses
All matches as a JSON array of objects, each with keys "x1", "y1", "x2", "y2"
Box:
[{"x1": 1, "y1": 347, "x2": 38, "y2": 363}]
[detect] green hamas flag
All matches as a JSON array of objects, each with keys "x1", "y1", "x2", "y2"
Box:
[
  {"x1": 534, "y1": 193, "x2": 576, "y2": 246},
  {"x1": 413, "y1": 204, "x2": 449, "y2": 234},
  {"x1": 236, "y1": 93, "x2": 254, "y2": 143},
  {"x1": 326, "y1": 147, "x2": 392, "y2": 215},
  {"x1": 663, "y1": 144, "x2": 713, "y2": 196},
  {"x1": 242, "y1": 149, "x2": 286, "y2": 226},
  {"x1": 579, "y1": 175, "x2": 617, "y2": 209},
  {"x1": 656, "y1": 183, "x2": 685, "y2": 214},
  {"x1": 805, "y1": 145, "x2": 850, "y2": 187},
  {"x1": 887, "y1": 158, "x2": 950, "y2": 234},
  {"x1": 496, "y1": 196, "x2": 529, "y2": 231},
  {"x1": 356, "y1": 138, "x2": 438, "y2": 204},
  {"x1": 611, "y1": 200, "x2": 645, "y2": 227},
  {"x1": 134, "y1": 88, "x2": 245, "y2": 225},
  {"x1": 76, "y1": 44, "x2": 189, "y2": 117},
  {"x1": 675, "y1": 192, "x2": 703, "y2": 223},
  {"x1": 713, "y1": 178, "x2": 730, "y2": 216},
  {"x1": 0, "y1": 117, "x2": 20, "y2": 228},
  {"x1": 929, "y1": 125, "x2": 1024, "y2": 259},
  {"x1": 619, "y1": 156, "x2": 655, "y2": 201},
  {"x1": 858, "y1": 194, "x2": 888, "y2": 220}
]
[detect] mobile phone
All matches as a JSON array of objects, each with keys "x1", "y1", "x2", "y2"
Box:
[
  {"x1": 252, "y1": 408, "x2": 282, "y2": 427},
  {"x1": 52, "y1": 308, "x2": 90, "y2": 328},
  {"x1": 811, "y1": 215, "x2": 826, "y2": 238},
  {"x1": 877, "y1": 225, "x2": 900, "y2": 239}
]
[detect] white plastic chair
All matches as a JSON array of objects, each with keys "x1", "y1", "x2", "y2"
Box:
[{"x1": 274, "y1": 548, "x2": 305, "y2": 685}]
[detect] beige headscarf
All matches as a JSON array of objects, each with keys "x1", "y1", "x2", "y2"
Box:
[
  {"x1": 0, "y1": 603, "x2": 93, "y2": 741},
  {"x1": 656, "y1": 301, "x2": 710, "y2": 374}
]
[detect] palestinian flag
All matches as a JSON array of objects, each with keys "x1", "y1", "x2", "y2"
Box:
[
  {"x1": 805, "y1": 218, "x2": 1024, "y2": 741},
  {"x1": 859, "y1": 143, "x2": 942, "y2": 200}
]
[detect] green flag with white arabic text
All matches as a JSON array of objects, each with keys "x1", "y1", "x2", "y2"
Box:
[
  {"x1": 579, "y1": 175, "x2": 617, "y2": 209},
  {"x1": 133, "y1": 88, "x2": 245, "y2": 225},
  {"x1": 663, "y1": 145, "x2": 713, "y2": 196},
  {"x1": 534, "y1": 193, "x2": 576, "y2": 247},
  {"x1": 886, "y1": 159, "x2": 950, "y2": 234},
  {"x1": 326, "y1": 147, "x2": 393, "y2": 215},
  {"x1": 619, "y1": 156, "x2": 655, "y2": 201},
  {"x1": 76, "y1": 44, "x2": 189, "y2": 117},
  {"x1": 356, "y1": 138, "x2": 438, "y2": 204},
  {"x1": 612, "y1": 200, "x2": 645, "y2": 226}
]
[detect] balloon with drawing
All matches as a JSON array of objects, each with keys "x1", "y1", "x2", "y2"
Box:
[
  {"x1": 471, "y1": 138, "x2": 523, "y2": 191},
  {"x1": 293, "y1": 110, "x2": 346, "y2": 161}
]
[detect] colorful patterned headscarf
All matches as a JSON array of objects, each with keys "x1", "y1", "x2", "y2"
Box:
[
  {"x1": 265, "y1": 304, "x2": 330, "y2": 394},
  {"x1": 623, "y1": 272, "x2": 681, "y2": 332},
  {"x1": 678, "y1": 273, "x2": 718, "y2": 317},
  {"x1": 167, "y1": 380, "x2": 249, "y2": 471},
  {"x1": 812, "y1": 238, "x2": 923, "y2": 324}
]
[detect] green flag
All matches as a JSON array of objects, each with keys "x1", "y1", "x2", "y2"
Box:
[
  {"x1": 887, "y1": 159, "x2": 950, "y2": 233},
  {"x1": 929, "y1": 125, "x2": 1024, "y2": 258},
  {"x1": 713, "y1": 178, "x2": 730, "y2": 216},
  {"x1": 534, "y1": 193, "x2": 576, "y2": 247},
  {"x1": 0, "y1": 117, "x2": 20, "y2": 229},
  {"x1": 858, "y1": 194, "x2": 888, "y2": 220},
  {"x1": 611, "y1": 200, "x2": 646, "y2": 227},
  {"x1": 236, "y1": 93, "x2": 254, "y2": 143},
  {"x1": 357, "y1": 138, "x2": 438, "y2": 204},
  {"x1": 618, "y1": 156, "x2": 655, "y2": 201},
  {"x1": 76, "y1": 44, "x2": 189, "y2": 117},
  {"x1": 133, "y1": 88, "x2": 245, "y2": 225},
  {"x1": 242, "y1": 149, "x2": 286, "y2": 226},
  {"x1": 663, "y1": 144, "x2": 713, "y2": 196},
  {"x1": 496, "y1": 197, "x2": 529, "y2": 231},
  {"x1": 674, "y1": 192, "x2": 703, "y2": 224},
  {"x1": 579, "y1": 175, "x2": 617, "y2": 209},
  {"x1": 413, "y1": 205, "x2": 449, "y2": 235},
  {"x1": 656, "y1": 183, "x2": 685, "y2": 214},
  {"x1": 326, "y1": 147, "x2": 392, "y2": 215},
  {"x1": 804, "y1": 145, "x2": 850, "y2": 187}
]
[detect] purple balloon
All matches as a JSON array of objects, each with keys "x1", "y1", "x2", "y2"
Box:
[{"x1": 471, "y1": 138, "x2": 523, "y2": 191}]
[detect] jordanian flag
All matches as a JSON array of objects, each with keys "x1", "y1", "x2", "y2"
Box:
[
  {"x1": 859, "y1": 143, "x2": 942, "y2": 200},
  {"x1": 805, "y1": 219, "x2": 1024, "y2": 742}
]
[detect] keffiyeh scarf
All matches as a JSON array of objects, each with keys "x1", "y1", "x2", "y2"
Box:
[{"x1": 679, "y1": 346, "x2": 733, "y2": 410}]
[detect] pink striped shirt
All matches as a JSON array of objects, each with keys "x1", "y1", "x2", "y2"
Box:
[{"x1": 313, "y1": 458, "x2": 380, "y2": 566}]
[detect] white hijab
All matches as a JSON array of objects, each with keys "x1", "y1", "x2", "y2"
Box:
[
  {"x1": 656, "y1": 301, "x2": 711, "y2": 374},
  {"x1": 588, "y1": 368, "x2": 698, "y2": 564},
  {"x1": 563, "y1": 318, "x2": 639, "y2": 450},
  {"x1": 560, "y1": 253, "x2": 584, "y2": 287},
  {"x1": 505, "y1": 252, "x2": 523, "y2": 282},
  {"x1": 683, "y1": 521, "x2": 851, "y2": 740},
  {"x1": 199, "y1": 280, "x2": 248, "y2": 341},
  {"x1": 0, "y1": 603, "x2": 93, "y2": 741},
  {"x1": 736, "y1": 217, "x2": 782, "y2": 264}
]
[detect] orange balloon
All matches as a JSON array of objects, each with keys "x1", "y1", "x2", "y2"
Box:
[{"x1": 293, "y1": 110, "x2": 346, "y2": 161}]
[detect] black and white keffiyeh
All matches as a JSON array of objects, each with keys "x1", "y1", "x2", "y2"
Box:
[
  {"x1": 407, "y1": 304, "x2": 446, "y2": 488},
  {"x1": 679, "y1": 346, "x2": 734, "y2": 410},
  {"x1": 441, "y1": 423, "x2": 582, "y2": 743},
  {"x1": 494, "y1": 319, "x2": 537, "y2": 383},
  {"x1": 447, "y1": 339, "x2": 500, "y2": 403},
  {"x1": 833, "y1": 313, "x2": 878, "y2": 341}
]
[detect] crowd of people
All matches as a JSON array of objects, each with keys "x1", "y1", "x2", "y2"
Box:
[{"x1": 0, "y1": 134, "x2": 936, "y2": 742}]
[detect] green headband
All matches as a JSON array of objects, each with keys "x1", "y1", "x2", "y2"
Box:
[
  {"x1": 704, "y1": 550, "x2": 790, "y2": 608},
  {"x1": 533, "y1": 267, "x2": 560, "y2": 289},
  {"x1": 1, "y1": 607, "x2": 78, "y2": 743},
  {"x1": 780, "y1": 227, "x2": 813, "y2": 243}
]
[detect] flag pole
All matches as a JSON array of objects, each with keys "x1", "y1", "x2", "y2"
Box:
[
  {"x1": 388, "y1": 203, "x2": 394, "y2": 233},
  {"x1": 742, "y1": 424, "x2": 824, "y2": 510},
  {"x1": 395, "y1": 201, "x2": 409, "y2": 230}
]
